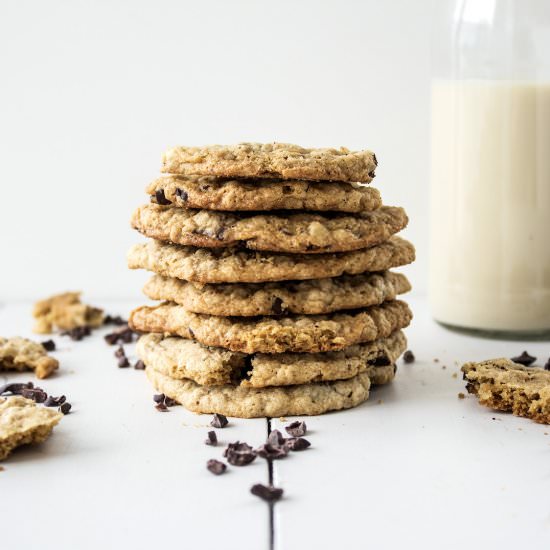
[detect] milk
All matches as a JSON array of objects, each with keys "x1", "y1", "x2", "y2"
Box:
[{"x1": 430, "y1": 80, "x2": 550, "y2": 333}]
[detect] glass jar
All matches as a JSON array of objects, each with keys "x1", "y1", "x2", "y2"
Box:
[{"x1": 430, "y1": 0, "x2": 550, "y2": 336}]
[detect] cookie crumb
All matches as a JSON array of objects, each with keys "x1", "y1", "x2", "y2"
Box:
[
  {"x1": 433, "y1": 358, "x2": 440, "y2": 363},
  {"x1": 442, "y1": 365, "x2": 447, "y2": 370},
  {"x1": 452, "y1": 372, "x2": 458, "y2": 379},
  {"x1": 377, "y1": 399, "x2": 383, "y2": 404},
  {"x1": 458, "y1": 392, "x2": 465, "y2": 399}
]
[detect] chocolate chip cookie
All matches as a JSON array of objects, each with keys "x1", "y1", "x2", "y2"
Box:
[{"x1": 0, "y1": 337, "x2": 59, "y2": 379}]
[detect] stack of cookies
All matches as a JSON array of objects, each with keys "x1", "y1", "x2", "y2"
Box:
[{"x1": 127, "y1": 143, "x2": 415, "y2": 418}]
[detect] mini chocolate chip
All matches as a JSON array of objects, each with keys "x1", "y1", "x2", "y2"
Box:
[
  {"x1": 134, "y1": 359, "x2": 146, "y2": 370},
  {"x1": 0, "y1": 382, "x2": 34, "y2": 395},
  {"x1": 207, "y1": 459, "x2": 226, "y2": 475},
  {"x1": 155, "y1": 403, "x2": 168, "y2": 412},
  {"x1": 61, "y1": 326, "x2": 92, "y2": 341},
  {"x1": 114, "y1": 346, "x2": 126, "y2": 358},
  {"x1": 118, "y1": 356, "x2": 130, "y2": 368},
  {"x1": 271, "y1": 297, "x2": 285, "y2": 315},
  {"x1": 256, "y1": 443, "x2": 289, "y2": 460},
  {"x1": 285, "y1": 421, "x2": 306, "y2": 438},
  {"x1": 224, "y1": 441, "x2": 256, "y2": 466},
  {"x1": 154, "y1": 189, "x2": 172, "y2": 205},
  {"x1": 371, "y1": 354, "x2": 391, "y2": 367},
  {"x1": 211, "y1": 413, "x2": 228, "y2": 428},
  {"x1": 164, "y1": 397, "x2": 178, "y2": 407},
  {"x1": 103, "y1": 314, "x2": 127, "y2": 326},
  {"x1": 205, "y1": 431, "x2": 217, "y2": 446},
  {"x1": 545, "y1": 358, "x2": 550, "y2": 371},
  {"x1": 44, "y1": 395, "x2": 66, "y2": 407},
  {"x1": 21, "y1": 388, "x2": 48, "y2": 403},
  {"x1": 403, "y1": 350, "x2": 415, "y2": 364},
  {"x1": 267, "y1": 429, "x2": 286, "y2": 447},
  {"x1": 104, "y1": 326, "x2": 137, "y2": 346},
  {"x1": 286, "y1": 437, "x2": 311, "y2": 451},
  {"x1": 175, "y1": 188, "x2": 188, "y2": 201},
  {"x1": 153, "y1": 393, "x2": 165, "y2": 404},
  {"x1": 250, "y1": 484, "x2": 283, "y2": 502},
  {"x1": 59, "y1": 402, "x2": 72, "y2": 414},
  {"x1": 511, "y1": 351, "x2": 536, "y2": 366},
  {"x1": 41, "y1": 339, "x2": 56, "y2": 351}
]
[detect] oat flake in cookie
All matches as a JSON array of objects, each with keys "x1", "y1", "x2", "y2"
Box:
[{"x1": 161, "y1": 142, "x2": 378, "y2": 183}]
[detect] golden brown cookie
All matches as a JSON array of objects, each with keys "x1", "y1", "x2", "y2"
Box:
[
  {"x1": 0, "y1": 337, "x2": 59, "y2": 379},
  {"x1": 161, "y1": 142, "x2": 377, "y2": 183}
]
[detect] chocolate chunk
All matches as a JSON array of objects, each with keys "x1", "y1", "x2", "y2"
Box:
[
  {"x1": 256, "y1": 443, "x2": 289, "y2": 460},
  {"x1": 267, "y1": 429, "x2": 285, "y2": 447},
  {"x1": 154, "y1": 189, "x2": 172, "y2": 205},
  {"x1": 545, "y1": 358, "x2": 550, "y2": 371},
  {"x1": 210, "y1": 413, "x2": 228, "y2": 428},
  {"x1": 286, "y1": 437, "x2": 311, "y2": 451},
  {"x1": 153, "y1": 393, "x2": 165, "y2": 404},
  {"x1": 44, "y1": 395, "x2": 66, "y2": 407},
  {"x1": 271, "y1": 297, "x2": 285, "y2": 315},
  {"x1": 205, "y1": 431, "x2": 217, "y2": 446},
  {"x1": 41, "y1": 339, "x2": 56, "y2": 351},
  {"x1": 511, "y1": 351, "x2": 536, "y2": 366},
  {"x1": 285, "y1": 421, "x2": 306, "y2": 438},
  {"x1": 403, "y1": 350, "x2": 415, "y2": 364},
  {"x1": 371, "y1": 354, "x2": 391, "y2": 367},
  {"x1": 224, "y1": 441, "x2": 256, "y2": 466},
  {"x1": 103, "y1": 314, "x2": 127, "y2": 326},
  {"x1": 21, "y1": 387, "x2": 47, "y2": 403},
  {"x1": 207, "y1": 459, "x2": 226, "y2": 475},
  {"x1": 250, "y1": 484, "x2": 283, "y2": 502},
  {"x1": 104, "y1": 326, "x2": 137, "y2": 346},
  {"x1": 155, "y1": 403, "x2": 168, "y2": 412},
  {"x1": 0, "y1": 382, "x2": 34, "y2": 395},
  {"x1": 164, "y1": 396, "x2": 178, "y2": 407},
  {"x1": 114, "y1": 346, "x2": 126, "y2": 358},
  {"x1": 118, "y1": 356, "x2": 130, "y2": 368},
  {"x1": 61, "y1": 326, "x2": 92, "y2": 341},
  {"x1": 59, "y1": 402, "x2": 72, "y2": 414},
  {"x1": 175, "y1": 188, "x2": 188, "y2": 201},
  {"x1": 134, "y1": 359, "x2": 146, "y2": 370}
]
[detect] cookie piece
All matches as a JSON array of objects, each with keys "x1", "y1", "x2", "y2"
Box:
[
  {"x1": 33, "y1": 292, "x2": 104, "y2": 334},
  {"x1": 0, "y1": 396, "x2": 63, "y2": 460},
  {"x1": 129, "y1": 300, "x2": 412, "y2": 354},
  {"x1": 143, "y1": 271, "x2": 411, "y2": 316},
  {"x1": 146, "y1": 367, "x2": 371, "y2": 418},
  {"x1": 462, "y1": 359, "x2": 550, "y2": 424},
  {"x1": 127, "y1": 236, "x2": 415, "y2": 284},
  {"x1": 0, "y1": 337, "x2": 59, "y2": 379},
  {"x1": 131, "y1": 204, "x2": 407, "y2": 254},
  {"x1": 161, "y1": 143, "x2": 377, "y2": 183},
  {"x1": 148, "y1": 175, "x2": 382, "y2": 212},
  {"x1": 137, "y1": 330, "x2": 406, "y2": 387}
]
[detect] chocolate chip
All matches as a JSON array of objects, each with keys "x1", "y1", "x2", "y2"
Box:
[
  {"x1": 371, "y1": 354, "x2": 391, "y2": 367},
  {"x1": 153, "y1": 393, "x2": 165, "y2": 404},
  {"x1": 250, "y1": 484, "x2": 283, "y2": 502},
  {"x1": 271, "y1": 297, "x2": 285, "y2": 315},
  {"x1": 205, "y1": 431, "x2": 217, "y2": 446},
  {"x1": 164, "y1": 396, "x2": 178, "y2": 407},
  {"x1": 285, "y1": 421, "x2": 306, "y2": 437},
  {"x1": 114, "y1": 346, "x2": 126, "y2": 358},
  {"x1": 286, "y1": 437, "x2": 311, "y2": 451},
  {"x1": 175, "y1": 188, "x2": 188, "y2": 201},
  {"x1": 134, "y1": 359, "x2": 146, "y2": 370},
  {"x1": 155, "y1": 403, "x2": 168, "y2": 412},
  {"x1": 224, "y1": 441, "x2": 256, "y2": 466},
  {"x1": 41, "y1": 339, "x2": 56, "y2": 351},
  {"x1": 188, "y1": 327, "x2": 195, "y2": 339},
  {"x1": 21, "y1": 388, "x2": 48, "y2": 403},
  {"x1": 154, "y1": 189, "x2": 171, "y2": 205},
  {"x1": 104, "y1": 326, "x2": 137, "y2": 346},
  {"x1": 267, "y1": 429, "x2": 286, "y2": 447},
  {"x1": 61, "y1": 326, "x2": 92, "y2": 341},
  {"x1": 403, "y1": 350, "x2": 415, "y2": 364},
  {"x1": 511, "y1": 351, "x2": 536, "y2": 366},
  {"x1": 44, "y1": 395, "x2": 66, "y2": 407},
  {"x1": 0, "y1": 382, "x2": 34, "y2": 395},
  {"x1": 211, "y1": 413, "x2": 228, "y2": 428},
  {"x1": 59, "y1": 402, "x2": 72, "y2": 414},
  {"x1": 103, "y1": 315, "x2": 127, "y2": 326},
  {"x1": 545, "y1": 358, "x2": 550, "y2": 371},
  {"x1": 207, "y1": 459, "x2": 226, "y2": 475},
  {"x1": 256, "y1": 443, "x2": 289, "y2": 460},
  {"x1": 118, "y1": 356, "x2": 130, "y2": 368}
]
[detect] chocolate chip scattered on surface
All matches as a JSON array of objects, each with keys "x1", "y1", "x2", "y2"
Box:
[
  {"x1": 41, "y1": 340, "x2": 56, "y2": 352},
  {"x1": 211, "y1": 413, "x2": 228, "y2": 429},
  {"x1": 205, "y1": 431, "x2": 217, "y2": 446},
  {"x1": 206, "y1": 459, "x2": 226, "y2": 475},
  {"x1": 285, "y1": 421, "x2": 306, "y2": 438},
  {"x1": 286, "y1": 437, "x2": 311, "y2": 451},
  {"x1": 511, "y1": 351, "x2": 537, "y2": 367},
  {"x1": 224, "y1": 441, "x2": 256, "y2": 466},
  {"x1": 250, "y1": 484, "x2": 283, "y2": 502},
  {"x1": 134, "y1": 359, "x2": 146, "y2": 370},
  {"x1": 403, "y1": 350, "x2": 415, "y2": 364}
]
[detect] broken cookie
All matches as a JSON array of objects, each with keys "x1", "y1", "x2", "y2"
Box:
[{"x1": 0, "y1": 337, "x2": 59, "y2": 379}]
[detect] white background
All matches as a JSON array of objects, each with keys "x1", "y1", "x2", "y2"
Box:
[{"x1": 0, "y1": 0, "x2": 432, "y2": 301}]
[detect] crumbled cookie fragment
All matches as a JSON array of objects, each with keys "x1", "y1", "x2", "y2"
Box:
[
  {"x1": 0, "y1": 396, "x2": 63, "y2": 461},
  {"x1": 0, "y1": 337, "x2": 59, "y2": 379},
  {"x1": 33, "y1": 292, "x2": 104, "y2": 334},
  {"x1": 458, "y1": 392, "x2": 465, "y2": 399}
]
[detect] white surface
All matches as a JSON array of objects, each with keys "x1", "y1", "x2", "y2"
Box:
[
  {"x1": 0, "y1": 0, "x2": 431, "y2": 300},
  {"x1": 2, "y1": 296, "x2": 550, "y2": 550}
]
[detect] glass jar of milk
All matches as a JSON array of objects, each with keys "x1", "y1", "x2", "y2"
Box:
[{"x1": 430, "y1": 0, "x2": 550, "y2": 336}]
